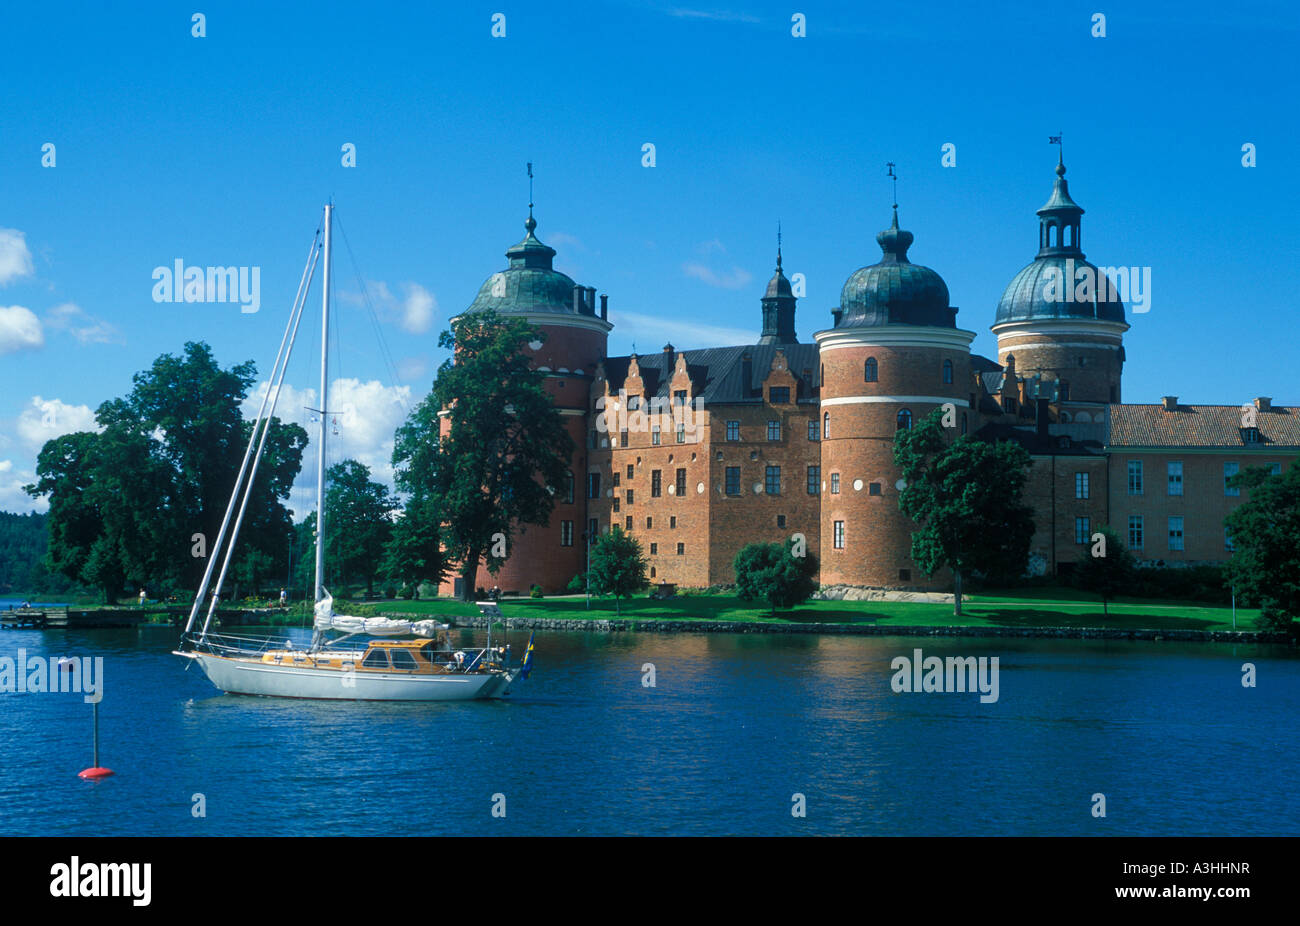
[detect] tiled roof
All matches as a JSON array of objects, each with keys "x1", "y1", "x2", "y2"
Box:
[
  {"x1": 1107, "y1": 404, "x2": 1300, "y2": 448},
  {"x1": 603, "y1": 343, "x2": 821, "y2": 405}
]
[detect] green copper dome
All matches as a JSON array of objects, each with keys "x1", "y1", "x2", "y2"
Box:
[
  {"x1": 835, "y1": 209, "x2": 956, "y2": 329},
  {"x1": 994, "y1": 160, "x2": 1126, "y2": 325},
  {"x1": 465, "y1": 214, "x2": 590, "y2": 316}
]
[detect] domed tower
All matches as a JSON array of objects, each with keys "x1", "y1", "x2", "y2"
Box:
[
  {"x1": 814, "y1": 209, "x2": 975, "y2": 589},
  {"x1": 440, "y1": 208, "x2": 612, "y2": 597},
  {"x1": 758, "y1": 238, "x2": 798, "y2": 344},
  {"x1": 992, "y1": 158, "x2": 1128, "y2": 413}
]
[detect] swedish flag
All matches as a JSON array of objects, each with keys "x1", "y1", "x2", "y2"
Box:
[{"x1": 519, "y1": 632, "x2": 536, "y2": 679}]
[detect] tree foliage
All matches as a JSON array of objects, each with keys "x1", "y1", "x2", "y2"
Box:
[
  {"x1": 392, "y1": 309, "x2": 573, "y2": 600},
  {"x1": 893, "y1": 408, "x2": 1036, "y2": 615},
  {"x1": 1072, "y1": 525, "x2": 1138, "y2": 617},
  {"x1": 1224, "y1": 462, "x2": 1300, "y2": 631},
  {"x1": 584, "y1": 527, "x2": 648, "y2": 615},
  {"x1": 323, "y1": 459, "x2": 395, "y2": 596},
  {"x1": 383, "y1": 493, "x2": 447, "y2": 596},
  {"x1": 734, "y1": 539, "x2": 818, "y2": 613}
]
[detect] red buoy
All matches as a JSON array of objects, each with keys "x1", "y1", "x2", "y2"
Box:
[
  {"x1": 78, "y1": 767, "x2": 114, "y2": 780},
  {"x1": 77, "y1": 701, "x2": 114, "y2": 779}
]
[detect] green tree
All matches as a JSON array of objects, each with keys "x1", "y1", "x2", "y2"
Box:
[
  {"x1": 383, "y1": 493, "x2": 447, "y2": 596},
  {"x1": 1073, "y1": 525, "x2": 1138, "y2": 617},
  {"x1": 1224, "y1": 462, "x2": 1300, "y2": 631},
  {"x1": 323, "y1": 459, "x2": 395, "y2": 597},
  {"x1": 894, "y1": 408, "x2": 1036, "y2": 616},
  {"x1": 392, "y1": 309, "x2": 574, "y2": 601},
  {"x1": 585, "y1": 527, "x2": 648, "y2": 616},
  {"x1": 734, "y1": 539, "x2": 819, "y2": 614}
]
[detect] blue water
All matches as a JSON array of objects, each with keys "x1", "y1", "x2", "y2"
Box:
[{"x1": 0, "y1": 600, "x2": 1296, "y2": 835}]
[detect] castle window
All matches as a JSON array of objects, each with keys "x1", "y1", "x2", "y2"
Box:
[
  {"x1": 673, "y1": 389, "x2": 687, "y2": 405},
  {"x1": 652, "y1": 426, "x2": 661, "y2": 446},
  {"x1": 676, "y1": 469, "x2": 687, "y2": 496},
  {"x1": 588, "y1": 519, "x2": 598, "y2": 542},
  {"x1": 561, "y1": 521, "x2": 574, "y2": 546},
  {"x1": 650, "y1": 567, "x2": 656, "y2": 578},
  {"x1": 833, "y1": 521, "x2": 845, "y2": 549},
  {"x1": 626, "y1": 516, "x2": 633, "y2": 531},
  {"x1": 646, "y1": 517, "x2": 652, "y2": 529},
  {"x1": 725, "y1": 467, "x2": 740, "y2": 496},
  {"x1": 626, "y1": 489, "x2": 634, "y2": 505},
  {"x1": 565, "y1": 471, "x2": 575, "y2": 504},
  {"x1": 830, "y1": 473, "x2": 840, "y2": 494},
  {"x1": 942, "y1": 359, "x2": 953, "y2": 384},
  {"x1": 864, "y1": 357, "x2": 878, "y2": 382},
  {"x1": 869, "y1": 482, "x2": 882, "y2": 496},
  {"x1": 651, "y1": 470, "x2": 662, "y2": 497},
  {"x1": 1168, "y1": 517, "x2": 1184, "y2": 552},
  {"x1": 670, "y1": 516, "x2": 677, "y2": 529},
  {"x1": 1242, "y1": 427, "x2": 1261, "y2": 443},
  {"x1": 807, "y1": 466, "x2": 820, "y2": 495},
  {"x1": 628, "y1": 396, "x2": 640, "y2": 410},
  {"x1": 899, "y1": 569, "x2": 911, "y2": 582},
  {"x1": 726, "y1": 420, "x2": 740, "y2": 441},
  {"x1": 676, "y1": 424, "x2": 685, "y2": 443},
  {"x1": 808, "y1": 419, "x2": 820, "y2": 441},
  {"x1": 777, "y1": 515, "x2": 786, "y2": 528},
  {"x1": 960, "y1": 413, "x2": 968, "y2": 434},
  {"x1": 587, "y1": 473, "x2": 601, "y2": 499},
  {"x1": 1128, "y1": 515, "x2": 1144, "y2": 550},
  {"x1": 767, "y1": 420, "x2": 781, "y2": 441},
  {"x1": 769, "y1": 387, "x2": 790, "y2": 404},
  {"x1": 1224, "y1": 462, "x2": 1240, "y2": 496},
  {"x1": 1127, "y1": 461, "x2": 1143, "y2": 495},
  {"x1": 765, "y1": 466, "x2": 781, "y2": 496},
  {"x1": 1075, "y1": 517, "x2": 1089, "y2": 545},
  {"x1": 626, "y1": 464, "x2": 634, "y2": 480},
  {"x1": 823, "y1": 412, "x2": 830, "y2": 439},
  {"x1": 651, "y1": 543, "x2": 658, "y2": 555},
  {"x1": 1167, "y1": 462, "x2": 1182, "y2": 496},
  {"x1": 1075, "y1": 472, "x2": 1089, "y2": 499},
  {"x1": 677, "y1": 543, "x2": 685, "y2": 556},
  {"x1": 896, "y1": 409, "x2": 912, "y2": 430},
  {"x1": 612, "y1": 472, "x2": 620, "y2": 487},
  {"x1": 613, "y1": 497, "x2": 620, "y2": 512}
]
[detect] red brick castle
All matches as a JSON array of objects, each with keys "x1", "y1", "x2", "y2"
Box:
[{"x1": 442, "y1": 161, "x2": 1297, "y2": 596}]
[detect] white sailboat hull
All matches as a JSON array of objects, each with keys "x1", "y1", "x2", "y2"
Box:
[{"x1": 179, "y1": 651, "x2": 518, "y2": 701}]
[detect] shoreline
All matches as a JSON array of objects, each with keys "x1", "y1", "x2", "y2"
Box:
[{"x1": 444, "y1": 614, "x2": 1295, "y2": 645}]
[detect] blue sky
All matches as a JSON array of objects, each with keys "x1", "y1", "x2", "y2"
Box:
[{"x1": 1, "y1": 0, "x2": 1295, "y2": 514}]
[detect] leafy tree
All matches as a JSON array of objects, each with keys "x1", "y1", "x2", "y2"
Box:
[
  {"x1": 383, "y1": 493, "x2": 447, "y2": 596},
  {"x1": 1224, "y1": 462, "x2": 1300, "y2": 631},
  {"x1": 734, "y1": 539, "x2": 819, "y2": 614},
  {"x1": 392, "y1": 309, "x2": 574, "y2": 601},
  {"x1": 323, "y1": 459, "x2": 395, "y2": 597},
  {"x1": 1073, "y1": 525, "x2": 1138, "y2": 617},
  {"x1": 584, "y1": 527, "x2": 648, "y2": 615},
  {"x1": 894, "y1": 408, "x2": 1036, "y2": 616}
]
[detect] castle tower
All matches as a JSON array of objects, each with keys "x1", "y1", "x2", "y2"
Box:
[
  {"x1": 440, "y1": 209, "x2": 612, "y2": 596},
  {"x1": 758, "y1": 238, "x2": 798, "y2": 344},
  {"x1": 992, "y1": 158, "x2": 1128, "y2": 416},
  {"x1": 814, "y1": 209, "x2": 975, "y2": 589}
]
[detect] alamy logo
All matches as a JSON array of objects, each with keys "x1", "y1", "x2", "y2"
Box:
[
  {"x1": 49, "y1": 857, "x2": 151, "y2": 906},
  {"x1": 152, "y1": 260, "x2": 261, "y2": 313},
  {"x1": 1040, "y1": 258, "x2": 1151, "y2": 313},
  {"x1": 0, "y1": 649, "x2": 103, "y2": 702},
  {"x1": 890, "y1": 648, "x2": 999, "y2": 703}
]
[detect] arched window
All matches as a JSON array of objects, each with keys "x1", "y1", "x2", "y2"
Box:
[
  {"x1": 1064, "y1": 225, "x2": 1073, "y2": 247},
  {"x1": 897, "y1": 409, "x2": 912, "y2": 430},
  {"x1": 864, "y1": 356, "x2": 878, "y2": 382},
  {"x1": 1060, "y1": 412, "x2": 1072, "y2": 423},
  {"x1": 823, "y1": 412, "x2": 830, "y2": 440},
  {"x1": 1048, "y1": 224, "x2": 1058, "y2": 247},
  {"x1": 942, "y1": 359, "x2": 953, "y2": 384},
  {"x1": 961, "y1": 413, "x2": 968, "y2": 434}
]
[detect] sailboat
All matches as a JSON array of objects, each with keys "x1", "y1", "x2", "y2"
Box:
[{"x1": 173, "y1": 204, "x2": 532, "y2": 700}]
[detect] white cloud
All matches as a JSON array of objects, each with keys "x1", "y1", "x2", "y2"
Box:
[
  {"x1": 0, "y1": 305, "x2": 44, "y2": 354},
  {"x1": 44, "y1": 302, "x2": 124, "y2": 345},
  {"x1": 682, "y1": 262, "x2": 753, "y2": 290},
  {"x1": 0, "y1": 460, "x2": 45, "y2": 514},
  {"x1": 0, "y1": 228, "x2": 35, "y2": 285},
  {"x1": 245, "y1": 378, "x2": 413, "y2": 517},
  {"x1": 16, "y1": 396, "x2": 99, "y2": 450},
  {"x1": 339, "y1": 279, "x2": 437, "y2": 334},
  {"x1": 613, "y1": 309, "x2": 756, "y2": 349},
  {"x1": 396, "y1": 355, "x2": 431, "y2": 384}
]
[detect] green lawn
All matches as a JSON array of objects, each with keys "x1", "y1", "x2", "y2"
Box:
[{"x1": 365, "y1": 591, "x2": 1268, "y2": 633}]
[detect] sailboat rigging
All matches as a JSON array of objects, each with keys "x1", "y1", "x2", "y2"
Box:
[{"x1": 174, "y1": 203, "x2": 531, "y2": 701}]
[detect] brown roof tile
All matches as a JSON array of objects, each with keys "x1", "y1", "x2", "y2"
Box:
[{"x1": 1107, "y1": 404, "x2": 1300, "y2": 449}]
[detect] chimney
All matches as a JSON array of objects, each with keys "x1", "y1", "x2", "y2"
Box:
[
  {"x1": 585, "y1": 286, "x2": 596, "y2": 314},
  {"x1": 662, "y1": 342, "x2": 674, "y2": 354},
  {"x1": 830, "y1": 308, "x2": 843, "y2": 326},
  {"x1": 1161, "y1": 396, "x2": 1178, "y2": 411},
  {"x1": 1036, "y1": 397, "x2": 1050, "y2": 440},
  {"x1": 573, "y1": 285, "x2": 583, "y2": 313},
  {"x1": 600, "y1": 293, "x2": 608, "y2": 320},
  {"x1": 1254, "y1": 396, "x2": 1272, "y2": 412}
]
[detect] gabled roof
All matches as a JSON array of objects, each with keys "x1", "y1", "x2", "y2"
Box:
[
  {"x1": 1108, "y1": 404, "x2": 1300, "y2": 448},
  {"x1": 603, "y1": 343, "x2": 821, "y2": 405}
]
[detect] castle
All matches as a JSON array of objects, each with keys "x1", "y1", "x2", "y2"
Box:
[{"x1": 440, "y1": 159, "x2": 1298, "y2": 597}]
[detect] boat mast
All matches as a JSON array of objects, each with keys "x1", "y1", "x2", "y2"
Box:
[{"x1": 314, "y1": 203, "x2": 332, "y2": 604}]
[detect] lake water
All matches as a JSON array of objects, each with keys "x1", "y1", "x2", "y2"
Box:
[{"x1": 1, "y1": 599, "x2": 1296, "y2": 836}]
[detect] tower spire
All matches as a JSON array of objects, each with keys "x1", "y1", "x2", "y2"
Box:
[
  {"x1": 886, "y1": 161, "x2": 899, "y2": 212},
  {"x1": 776, "y1": 221, "x2": 783, "y2": 272}
]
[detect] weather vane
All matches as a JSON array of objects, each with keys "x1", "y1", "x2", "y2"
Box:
[
  {"x1": 1049, "y1": 133, "x2": 1063, "y2": 162},
  {"x1": 886, "y1": 162, "x2": 898, "y2": 209},
  {"x1": 527, "y1": 161, "x2": 534, "y2": 217}
]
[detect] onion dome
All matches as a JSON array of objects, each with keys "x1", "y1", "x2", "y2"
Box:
[
  {"x1": 994, "y1": 159, "x2": 1126, "y2": 324},
  {"x1": 759, "y1": 239, "x2": 798, "y2": 344},
  {"x1": 465, "y1": 212, "x2": 595, "y2": 316},
  {"x1": 834, "y1": 209, "x2": 956, "y2": 328}
]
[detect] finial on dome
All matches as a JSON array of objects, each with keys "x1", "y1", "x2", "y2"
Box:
[
  {"x1": 776, "y1": 221, "x2": 783, "y2": 272},
  {"x1": 1049, "y1": 134, "x2": 1065, "y2": 175},
  {"x1": 526, "y1": 161, "x2": 535, "y2": 226}
]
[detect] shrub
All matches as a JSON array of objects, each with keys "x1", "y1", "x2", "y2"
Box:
[{"x1": 530, "y1": 584, "x2": 544, "y2": 599}]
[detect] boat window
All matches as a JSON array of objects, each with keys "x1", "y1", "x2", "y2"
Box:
[
  {"x1": 362, "y1": 649, "x2": 389, "y2": 669},
  {"x1": 390, "y1": 649, "x2": 417, "y2": 671}
]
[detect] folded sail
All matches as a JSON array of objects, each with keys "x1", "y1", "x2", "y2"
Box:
[{"x1": 313, "y1": 593, "x2": 448, "y2": 637}]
